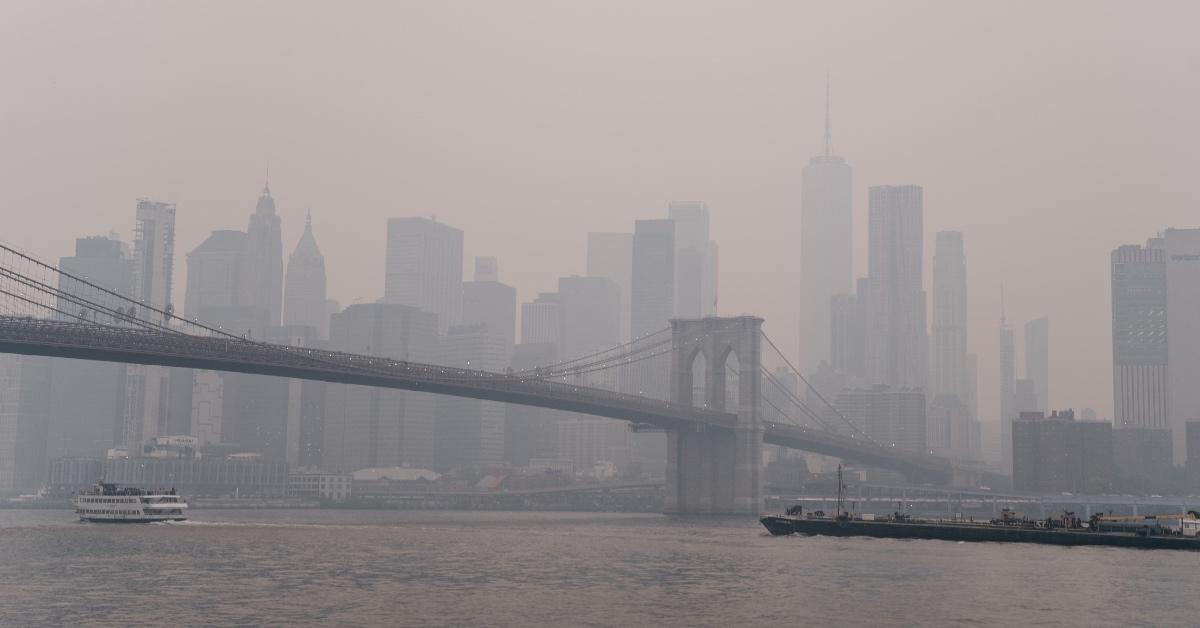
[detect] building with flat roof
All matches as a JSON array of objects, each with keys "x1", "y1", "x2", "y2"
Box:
[
  {"x1": 383, "y1": 217, "x2": 463, "y2": 332},
  {"x1": 1012, "y1": 410, "x2": 1114, "y2": 494},
  {"x1": 287, "y1": 470, "x2": 352, "y2": 501},
  {"x1": 835, "y1": 386, "x2": 926, "y2": 453},
  {"x1": 863, "y1": 185, "x2": 926, "y2": 392},
  {"x1": 323, "y1": 303, "x2": 439, "y2": 472}
]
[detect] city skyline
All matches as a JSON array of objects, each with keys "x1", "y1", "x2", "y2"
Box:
[
  {"x1": 7, "y1": 4, "x2": 1200, "y2": 624},
  {"x1": 7, "y1": 2, "x2": 1200, "y2": 426}
]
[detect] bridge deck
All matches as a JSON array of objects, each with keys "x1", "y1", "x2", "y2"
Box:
[
  {"x1": 0, "y1": 316, "x2": 954, "y2": 481},
  {"x1": 0, "y1": 317, "x2": 737, "y2": 432}
]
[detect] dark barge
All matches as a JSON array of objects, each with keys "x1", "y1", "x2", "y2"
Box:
[{"x1": 760, "y1": 514, "x2": 1200, "y2": 551}]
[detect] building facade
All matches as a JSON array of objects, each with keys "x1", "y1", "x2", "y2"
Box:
[
  {"x1": 434, "y1": 324, "x2": 508, "y2": 472},
  {"x1": 1024, "y1": 317, "x2": 1049, "y2": 412},
  {"x1": 121, "y1": 199, "x2": 177, "y2": 451},
  {"x1": 668, "y1": 201, "x2": 718, "y2": 319},
  {"x1": 556, "y1": 418, "x2": 632, "y2": 475},
  {"x1": 863, "y1": 185, "x2": 926, "y2": 392},
  {"x1": 798, "y1": 140, "x2": 852, "y2": 376},
  {"x1": 1161, "y1": 229, "x2": 1200, "y2": 464},
  {"x1": 323, "y1": 304, "x2": 439, "y2": 472},
  {"x1": 835, "y1": 386, "x2": 926, "y2": 453},
  {"x1": 1012, "y1": 410, "x2": 1114, "y2": 494},
  {"x1": 283, "y1": 211, "x2": 329, "y2": 339},
  {"x1": 1111, "y1": 244, "x2": 1168, "y2": 432},
  {"x1": 383, "y1": 217, "x2": 463, "y2": 332},
  {"x1": 47, "y1": 235, "x2": 134, "y2": 462},
  {"x1": 461, "y1": 257, "x2": 517, "y2": 361},
  {"x1": 245, "y1": 184, "x2": 284, "y2": 326},
  {"x1": 586, "y1": 232, "x2": 633, "y2": 342},
  {"x1": 930, "y1": 232, "x2": 969, "y2": 406},
  {"x1": 0, "y1": 355, "x2": 51, "y2": 490}
]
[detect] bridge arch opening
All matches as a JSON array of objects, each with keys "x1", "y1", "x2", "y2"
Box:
[{"x1": 713, "y1": 345, "x2": 739, "y2": 413}]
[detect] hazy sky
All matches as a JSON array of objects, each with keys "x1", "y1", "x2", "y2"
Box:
[{"x1": 3, "y1": 1, "x2": 1199, "y2": 422}]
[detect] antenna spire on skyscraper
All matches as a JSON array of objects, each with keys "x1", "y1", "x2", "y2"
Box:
[
  {"x1": 824, "y1": 71, "x2": 831, "y2": 157},
  {"x1": 1000, "y1": 283, "x2": 1008, "y2": 326}
]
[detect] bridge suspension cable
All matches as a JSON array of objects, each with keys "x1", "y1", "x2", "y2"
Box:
[
  {"x1": 759, "y1": 329, "x2": 876, "y2": 443},
  {"x1": 0, "y1": 242, "x2": 702, "y2": 396},
  {"x1": 508, "y1": 327, "x2": 672, "y2": 377},
  {"x1": 758, "y1": 366, "x2": 840, "y2": 432}
]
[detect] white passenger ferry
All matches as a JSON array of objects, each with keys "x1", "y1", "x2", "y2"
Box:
[{"x1": 72, "y1": 482, "x2": 188, "y2": 523}]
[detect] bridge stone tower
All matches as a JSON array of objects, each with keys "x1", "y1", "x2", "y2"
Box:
[{"x1": 665, "y1": 316, "x2": 764, "y2": 514}]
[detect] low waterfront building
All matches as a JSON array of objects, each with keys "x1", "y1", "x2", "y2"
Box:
[
  {"x1": 47, "y1": 457, "x2": 105, "y2": 496},
  {"x1": 529, "y1": 458, "x2": 574, "y2": 475},
  {"x1": 351, "y1": 467, "x2": 441, "y2": 498},
  {"x1": 287, "y1": 469, "x2": 352, "y2": 501},
  {"x1": 47, "y1": 455, "x2": 288, "y2": 498}
]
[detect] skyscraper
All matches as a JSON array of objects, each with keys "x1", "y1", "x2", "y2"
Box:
[
  {"x1": 668, "y1": 201, "x2": 718, "y2": 319},
  {"x1": 930, "y1": 231, "x2": 969, "y2": 405},
  {"x1": 121, "y1": 199, "x2": 176, "y2": 450},
  {"x1": 131, "y1": 199, "x2": 176, "y2": 314},
  {"x1": 835, "y1": 386, "x2": 926, "y2": 453},
  {"x1": 587, "y1": 232, "x2": 633, "y2": 342},
  {"x1": 863, "y1": 185, "x2": 926, "y2": 391},
  {"x1": 1111, "y1": 244, "x2": 1168, "y2": 431},
  {"x1": 383, "y1": 217, "x2": 463, "y2": 332},
  {"x1": 999, "y1": 308, "x2": 1015, "y2": 471},
  {"x1": 557, "y1": 276, "x2": 621, "y2": 362},
  {"x1": 46, "y1": 236, "x2": 134, "y2": 462},
  {"x1": 283, "y1": 211, "x2": 328, "y2": 339},
  {"x1": 1024, "y1": 317, "x2": 1049, "y2": 412},
  {"x1": 1162, "y1": 228, "x2": 1200, "y2": 463},
  {"x1": 830, "y1": 293, "x2": 864, "y2": 380},
  {"x1": 629, "y1": 219, "x2": 675, "y2": 399},
  {"x1": 0, "y1": 355, "x2": 51, "y2": 490},
  {"x1": 631, "y1": 220, "x2": 675, "y2": 341},
  {"x1": 505, "y1": 342, "x2": 565, "y2": 468},
  {"x1": 557, "y1": 275, "x2": 621, "y2": 388},
  {"x1": 323, "y1": 304, "x2": 439, "y2": 472},
  {"x1": 798, "y1": 80, "x2": 852, "y2": 375},
  {"x1": 629, "y1": 219, "x2": 675, "y2": 476},
  {"x1": 184, "y1": 230, "x2": 265, "y2": 332},
  {"x1": 928, "y1": 231, "x2": 978, "y2": 459},
  {"x1": 246, "y1": 183, "x2": 284, "y2": 326},
  {"x1": 520, "y1": 293, "x2": 562, "y2": 349},
  {"x1": 461, "y1": 257, "x2": 516, "y2": 360},
  {"x1": 435, "y1": 324, "x2": 508, "y2": 472}
]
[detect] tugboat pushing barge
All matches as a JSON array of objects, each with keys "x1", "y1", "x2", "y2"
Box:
[{"x1": 760, "y1": 466, "x2": 1200, "y2": 551}]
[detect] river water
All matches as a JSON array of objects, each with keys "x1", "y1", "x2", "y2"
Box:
[{"x1": 0, "y1": 508, "x2": 1195, "y2": 627}]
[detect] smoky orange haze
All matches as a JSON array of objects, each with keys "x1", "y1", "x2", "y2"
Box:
[{"x1": 3, "y1": 0, "x2": 1200, "y2": 424}]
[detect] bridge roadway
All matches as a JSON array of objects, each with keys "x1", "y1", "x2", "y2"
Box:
[{"x1": 0, "y1": 316, "x2": 953, "y2": 481}]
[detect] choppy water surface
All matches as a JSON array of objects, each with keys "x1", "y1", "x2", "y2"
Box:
[{"x1": 0, "y1": 508, "x2": 1195, "y2": 627}]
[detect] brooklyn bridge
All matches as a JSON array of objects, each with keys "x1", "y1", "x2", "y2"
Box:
[{"x1": 0, "y1": 241, "x2": 976, "y2": 514}]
